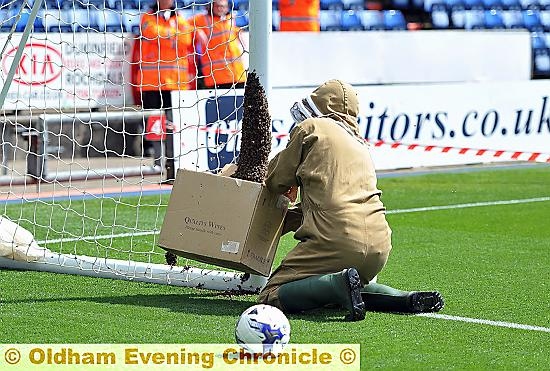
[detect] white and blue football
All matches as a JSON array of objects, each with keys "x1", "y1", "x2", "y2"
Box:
[{"x1": 235, "y1": 304, "x2": 291, "y2": 354}]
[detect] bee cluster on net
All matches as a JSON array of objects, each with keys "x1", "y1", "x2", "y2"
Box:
[{"x1": 231, "y1": 71, "x2": 272, "y2": 183}]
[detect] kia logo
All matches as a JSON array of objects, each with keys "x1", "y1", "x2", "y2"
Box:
[{"x1": 3, "y1": 43, "x2": 62, "y2": 86}]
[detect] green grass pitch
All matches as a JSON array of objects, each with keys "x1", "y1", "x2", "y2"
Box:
[{"x1": 1, "y1": 165, "x2": 549, "y2": 369}]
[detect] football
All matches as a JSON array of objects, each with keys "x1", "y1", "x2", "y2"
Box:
[{"x1": 235, "y1": 304, "x2": 291, "y2": 354}]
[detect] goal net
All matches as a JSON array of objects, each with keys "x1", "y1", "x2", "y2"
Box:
[{"x1": 0, "y1": 0, "x2": 267, "y2": 292}]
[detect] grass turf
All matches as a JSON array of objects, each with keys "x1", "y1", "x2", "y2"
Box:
[{"x1": 0, "y1": 165, "x2": 549, "y2": 369}]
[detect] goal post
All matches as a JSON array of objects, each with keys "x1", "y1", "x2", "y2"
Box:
[{"x1": 0, "y1": 0, "x2": 272, "y2": 293}]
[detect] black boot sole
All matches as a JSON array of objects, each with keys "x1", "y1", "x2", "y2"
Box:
[
  {"x1": 343, "y1": 268, "x2": 366, "y2": 321},
  {"x1": 408, "y1": 291, "x2": 444, "y2": 313}
]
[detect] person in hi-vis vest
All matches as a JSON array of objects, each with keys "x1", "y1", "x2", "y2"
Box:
[
  {"x1": 279, "y1": 0, "x2": 320, "y2": 32},
  {"x1": 189, "y1": 0, "x2": 246, "y2": 89},
  {"x1": 135, "y1": 0, "x2": 205, "y2": 182},
  {"x1": 258, "y1": 80, "x2": 444, "y2": 321}
]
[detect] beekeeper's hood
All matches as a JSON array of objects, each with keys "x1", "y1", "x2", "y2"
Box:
[{"x1": 290, "y1": 79, "x2": 360, "y2": 135}]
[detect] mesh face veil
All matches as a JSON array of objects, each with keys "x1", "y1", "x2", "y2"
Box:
[{"x1": 289, "y1": 96, "x2": 323, "y2": 123}]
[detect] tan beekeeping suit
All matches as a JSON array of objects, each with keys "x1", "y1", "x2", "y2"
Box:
[{"x1": 258, "y1": 80, "x2": 392, "y2": 308}]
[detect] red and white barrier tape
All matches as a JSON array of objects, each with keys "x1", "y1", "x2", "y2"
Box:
[
  {"x1": 368, "y1": 139, "x2": 550, "y2": 164},
  {"x1": 195, "y1": 126, "x2": 549, "y2": 163}
]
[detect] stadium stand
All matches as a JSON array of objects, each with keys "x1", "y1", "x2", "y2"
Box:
[{"x1": 0, "y1": 0, "x2": 546, "y2": 77}]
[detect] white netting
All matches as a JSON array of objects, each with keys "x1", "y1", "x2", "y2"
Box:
[{"x1": 0, "y1": 0, "x2": 259, "y2": 291}]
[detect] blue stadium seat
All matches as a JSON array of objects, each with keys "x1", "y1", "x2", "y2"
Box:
[
  {"x1": 85, "y1": 0, "x2": 108, "y2": 9},
  {"x1": 451, "y1": 8, "x2": 467, "y2": 26},
  {"x1": 484, "y1": 8, "x2": 505, "y2": 26},
  {"x1": 70, "y1": 0, "x2": 88, "y2": 9},
  {"x1": 412, "y1": 0, "x2": 425, "y2": 9},
  {"x1": 272, "y1": 9, "x2": 280, "y2": 30},
  {"x1": 122, "y1": 11, "x2": 141, "y2": 34},
  {"x1": 44, "y1": 0, "x2": 63, "y2": 10},
  {"x1": 320, "y1": 9, "x2": 342, "y2": 30},
  {"x1": 341, "y1": 9, "x2": 364, "y2": 30},
  {"x1": 392, "y1": 0, "x2": 410, "y2": 9},
  {"x1": 126, "y1": 0, "x2": 148, "y2": 10},
  {"x1": 13, "y1": 9, "x2": 45, "y2": 32},
  {"x1": 501, "y1": 0, "x2": 522, "y2": 8},
  {"x1": 539, "y1": 0, "x2": 550, "y2": 9},
  {"x1": 235, "y1": 9, "x2": 248, "y2": 28},
  {"x1": 96, "y1": 9, "x2": 123, "y2": 31},
  {"x1": 544, "y1": 32, "x2": 550, "y2": 47},
  {"x1": 539, "y1": 9, "x2": 550, "y2": 28},
  {"x1": 519, "y1": 0, "x2": 540, "y2": 9},
  {"x1": 15, "y1": 10, "x2": 30, "y2": 32},
  {"x1": 43, "y1": 9, "x2": 73, "y2": 32},
  {"x1": 431, "y1": 4, "x2": 451, "y2": 27},
  {"x1": 231, "y1": 0, "x2": 249, "y2": 11},
  {"x1": 523, "y1": 9, "x2": 543, "y2": 30},
  {"x1": 445, "y1": 0, "x2": 465, "y2": 10},
  {"x1": 501, "y1": 9, "x2": 524, "y2": 26},
  {"x1": 384, "y1": 9, "x2": 407, "y2": 29},
  {"x1": 534, "y1": 48, "x2": 550, "y2": 74},
  {"x1": 359, "y1": 9, "x2": 385, "y2": 29},
  {"x1": 0, "y1": 9, "x2": 13, "y2": 30},
  {"x1": 464, "y1": 9, "x2": 485, "y2": 27},
  {"x1": 321, "y1": 0, "x2": 344, "y2": 10},
  {"x1": 72, "y1": 8, "x2": 100, "y2": 31},
  {"x1": 531, "y1": 31, "x2": 547, "y2": 48},
  {"x1": 463, "y1": 0, "x2": 484, "y2": 9},
  {"x1": 482, "y1": 0, "x2": 503, "y2": 9},
  {"x1": 342, "y1": 0, "x2": 365, "y2": 9},
  {"x1": 105, "y1": 0, "x2": 123, "y2": 9},
  {"x1": 424, "y1": 0, "x2": 444, "y2": 11}
]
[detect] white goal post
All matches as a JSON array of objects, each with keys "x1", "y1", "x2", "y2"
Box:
[{"x1": 0, "y1": 0, "x2": 272, "y2": 293}]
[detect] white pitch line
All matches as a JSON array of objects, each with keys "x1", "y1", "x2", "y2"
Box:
[
  {"x1": 37, "y1": 196, "x2": 550, "y2": 245},
  {"x1": 38, "y1": 231, "x2": 156, "y2": 245},
  {"x1": 417, "y1": 313, "x2": 550, "y2": 333},
  {"x1": 387, "y1": 196, "x2": 550, "y2": 215},
  {"x1": 32, "y1": 196, "x2": 550, "y2": 333}
]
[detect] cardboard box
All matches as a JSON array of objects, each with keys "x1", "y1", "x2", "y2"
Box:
[{"x1": 158, "y1": 169, "x2": 288, "y2": 276}]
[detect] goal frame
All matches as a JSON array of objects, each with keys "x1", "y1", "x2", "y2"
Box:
[{"x1": 0, "y1": 0, "x2": 273, "y2": 293}]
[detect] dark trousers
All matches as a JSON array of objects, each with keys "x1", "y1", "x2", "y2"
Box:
[{"x1": 140, "y1": 90, "x2": 175, "y2": 181}]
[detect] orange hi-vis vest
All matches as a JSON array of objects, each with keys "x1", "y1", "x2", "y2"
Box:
[
  {"x1": 279, "y1": 0, "x2": 320, "y2": 32},
  {"x1": 137, "y1": 9, "x2": 195, "y2": 91},
  {"x1": 190, "y1": 13, "x2": 246, "y2": 88}
]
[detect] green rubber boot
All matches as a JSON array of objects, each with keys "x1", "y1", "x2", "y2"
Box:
[
  {"x1": 361, "y1": 283, "x2": 444, "y2": 313},
  {"x1": 278, "y1": 268, "x2": 366, "y2": 321}
]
